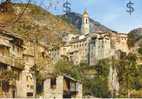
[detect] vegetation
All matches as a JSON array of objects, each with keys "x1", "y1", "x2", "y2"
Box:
[
  {"x1": 92, "y1": 59, "x2": 111, "y2": 97},
  {"x1": 110, "y1": 52, "x2": 142, "y2": 98},
  {"x1": 0, "y1": 68, "x2": 19, "y2": 96},
  {"x1": 54, "y1": 51, "x2": 142, "y2": 98},
  {"x1": 5, "y1": 3, "x2": 79, "y2": 47},
  {"x1": 138, "y1": 47, "x2": 142, "y2": 55},
  {"x1": 54, "y1": 59, "x2": 111, "y2": 97},
  {"x1": 54, "y1": 59, "x2": 82, "y2": 80}
]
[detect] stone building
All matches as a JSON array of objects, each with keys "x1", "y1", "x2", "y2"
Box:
[
  {"x1": 70, "y1": 36, "x2": 89, "y2": 64},
  {"x1": 17, "y1": 41, "x2": 36, "y2": 98},
  {"x1": 49, "y1": 32, "x2": 112, "y2": 66},
  {"x1": 89, "y1": 32, "x2": 112, "y2": 65},
  {"x1": 0, "y1": 30, "x2": 52, "y2": 98},
  {"x1": 48, "y1": 9, "x2": 129, "y2": 66},
  {"x1": 18, "y1": 41, "x2": 51, "y2": 98},
  {"x1": 43, "y1": 75, "x2": 82, "y2": 98},
  {"x1": 114, "y1": 33, "x2": 129, "y2": 53},
  {"x1": 48, "y1": 47, "x2": 60, "y2": 64},
  {"x1": 110, "y1": 32, "x2": 129, "y2": 52},
  {"x1": 0, "y1": 30, "x2": 24, "y2": 98}
]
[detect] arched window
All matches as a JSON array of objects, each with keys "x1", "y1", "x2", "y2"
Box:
[{"x1": 86, "y1": 19, "x2": 88, "y2": 24}]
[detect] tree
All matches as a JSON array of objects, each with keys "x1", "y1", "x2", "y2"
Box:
[
  {"x1": 0, "y1": 68, "x2": 19, "y2": 97},
  {"x1": 85, "y1": 59, "x2": 111, "y2": 98},
  {"x1": 115, "y1": 52, "x2": 138, "y2": 97},
  {"x1": 54, "y1": 59, "x2": 73, "y2": 75}
]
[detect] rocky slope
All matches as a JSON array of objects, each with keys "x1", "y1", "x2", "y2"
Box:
[{"x1": 0, "y1": 3, "x2": 79, "y2": 47}]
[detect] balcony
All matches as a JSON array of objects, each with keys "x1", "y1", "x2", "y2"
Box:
[{"x1": 0, "y1": 55, "x2": 24, "y2": 70}]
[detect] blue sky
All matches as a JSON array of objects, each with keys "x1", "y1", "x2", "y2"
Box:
[{"x1": 33, "y1": 0, "x2": 142, "y2": 33}]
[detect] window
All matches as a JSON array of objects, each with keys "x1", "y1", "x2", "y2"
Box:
[
  {"x1": 86, "y1": 19, "x2": 88, "y2": 24},
  {"x1": 30, "y1": 85, "x2": 34, "y2": 89},
  {"x1": 27, "y1": 92, "x2": 33, "y2": 97},
  {"x1": 50, "y1": 77, "x2": 56, "y2": 89},
  {"x1": 26, "y1": 76, "x2": 28, "y2": 81},
  {"x1": 41, "y1": 52, "x2": 45, "y2": 58},
  {"x1": 27, "y1": 84, "x2": 29, "y2": 88}
]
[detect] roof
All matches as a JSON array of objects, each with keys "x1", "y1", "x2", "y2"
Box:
[
  {"x1": 64, "y1": 74, "x2": 77, "y2": 82},
  {"x1": 83, "y1": 9, "x2": 88, "y2": 15}
]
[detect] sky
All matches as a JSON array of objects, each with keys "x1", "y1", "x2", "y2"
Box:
[{"x1": 32, "y1": 0, "x2": 142, "y2": 33}]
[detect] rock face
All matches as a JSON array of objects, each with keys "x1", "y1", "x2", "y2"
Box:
[{"x1": 59, "y1": 12, "x2": 113, "y2": 33}]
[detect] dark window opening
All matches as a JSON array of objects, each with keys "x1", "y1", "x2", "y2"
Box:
[
  {"x1": 2, "y1": 80, "x2": 9, "y2": 92},
  {"x1": 12, "y1": 90, "x2": 16, "y2": 98},
  {"x1": 36, "y1": 81, "x2": 43, "y2": 94},
  {"x1": 86, "y1": 19, "x2": 88, "y2": 24},
  {"x1": 51, "y1": 77, "x2": 56, "y2": 89},
  {"x1": 27, "y1": 92, "x2": 33, "y2": 97}
]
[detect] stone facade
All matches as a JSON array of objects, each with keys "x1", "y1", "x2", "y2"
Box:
[
  {"x1": 43, "y1": 75, "x2": 82, "y2": 98},
  {"x1": 0, "y1": 30, "x2": 51, "y2": 98},
  {"x1": 49, "y1": 32, "x2": 112, "y2": 65},
  {"x1": 48, "y1": 10, "x2": 129, "y2": 66},
  {"x1": 0, "y1": 30, "x2": 24, "y2": 98},
  {"x1": 89, "y1": 32, "x2": 112, "y2": 65},
  {"x1": 48, "y1": 47, "x2": 60, "y2": 64},
  {"x1": 16, "y1": 41, "x2": 36, "y2": 98}
]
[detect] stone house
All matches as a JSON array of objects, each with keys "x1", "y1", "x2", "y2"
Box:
[
  {"x1": 110, "y1": 32, "x2": 129, "y2": 53},
  {"x1": 0, "y1": 30, "x2": 24, "y2": 98},
  {"x1": 0, "y1": 30, "x2": 51, "y2": 98},
  {"x1": 43, "y1": 75, "x2": 82, "y2": 98},
  {"x1": 18, "y1": 41, "x2": 51, "y2": 98}
]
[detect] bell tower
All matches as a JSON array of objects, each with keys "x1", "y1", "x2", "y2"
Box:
[{"x1": 81, "y1": 9, "x2": 90, "y2": 34}]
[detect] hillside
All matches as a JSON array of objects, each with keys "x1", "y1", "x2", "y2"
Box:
[
  {"x1": 1, "y1": 3, "x2": 79, "y2": 47},
  {"x1": 0, "y1": 3, "x2": 115, "y2": 47},
  {"x1": 128, "y1": 28, "x2": 142, "y2": 47},
  {"x1": 59, "y1": 12, "x2": 113, "y2": 33}
]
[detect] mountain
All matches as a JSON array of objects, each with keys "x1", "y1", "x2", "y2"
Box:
[
  {"x1": 129, "y1": 28, "x2": 142, "y2": 41},
  {"x1": 128, "y1": 28, "x2": 142, "y2": 47},
  {"x1": 59, "y1": 12, "x2": 113, "y2": 33},
  {"x1": 0, "y1": 3, "x2": 79, "y2": 47}
]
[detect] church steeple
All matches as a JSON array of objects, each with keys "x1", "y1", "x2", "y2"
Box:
[{"x1": 81, "y1": 9, "x2": 90, "y2": 34}]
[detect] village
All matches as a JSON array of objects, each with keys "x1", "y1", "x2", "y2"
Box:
[{"x1": 0, "y1": 9, "x2": 132, "y2": 98}]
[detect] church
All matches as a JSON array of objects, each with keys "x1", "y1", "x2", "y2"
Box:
[{"x1": 49, "y1": 9, "x2": 129, "y2": 66}]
